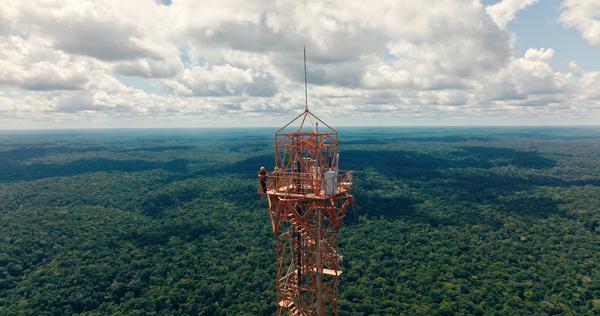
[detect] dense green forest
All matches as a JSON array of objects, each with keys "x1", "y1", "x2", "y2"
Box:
[{"x1": 1, "y1": 127, "x2": 599, "y2": 315}]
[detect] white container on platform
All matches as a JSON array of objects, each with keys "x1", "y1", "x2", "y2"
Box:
[{"x1": 323, "y1": 171, "x2": 338, "y2": 196}]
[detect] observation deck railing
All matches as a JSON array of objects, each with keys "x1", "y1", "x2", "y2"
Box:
[{"x1": 263, "y1": 170, "x2": 353, "y2": 198}]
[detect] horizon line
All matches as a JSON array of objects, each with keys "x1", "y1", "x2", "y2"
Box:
[{"x1": 3, "y1": 125, "x2": 600, "y2": 132}]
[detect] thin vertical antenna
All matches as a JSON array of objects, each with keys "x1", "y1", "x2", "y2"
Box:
[{"x1": 304, "y1": 46, "x2": 308, "y2": 112}]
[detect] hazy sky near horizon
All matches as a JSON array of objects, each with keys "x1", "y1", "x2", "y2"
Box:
[{"x1": 1, "y1": 0, "x2": 600, "y2": 128}]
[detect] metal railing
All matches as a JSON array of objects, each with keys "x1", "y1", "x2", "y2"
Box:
[{"x1": 260, "y1": 170, "x2": 353, "y2": 197}]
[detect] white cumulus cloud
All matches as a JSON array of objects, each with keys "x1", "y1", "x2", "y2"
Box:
[
  {"x1": 486, "y1": 0, "x2": 538, "y2": 29},
  {"x1": 0, "y1": 0, "x2": 599, "y2": 127},
  {"x1": 560, "y1": 0, "x2": 600, "y2": 46}
]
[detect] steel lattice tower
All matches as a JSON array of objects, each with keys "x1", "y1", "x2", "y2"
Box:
[{"x1": 261, "y1": 109, "x2": 354, "y2": 316}]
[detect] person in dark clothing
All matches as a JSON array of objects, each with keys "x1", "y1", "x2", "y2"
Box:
[{"x1": 258, "y1": 166, "x2": 268, "y2": 194}]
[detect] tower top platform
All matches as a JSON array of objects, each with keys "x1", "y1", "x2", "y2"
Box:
[{"x1": 264, "y1": 109, "x2": 353, "y2": 200}]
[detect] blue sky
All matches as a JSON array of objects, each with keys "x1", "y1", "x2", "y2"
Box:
[{"x1": 501, "y1": 0, "x2": 600, "y2": 71}]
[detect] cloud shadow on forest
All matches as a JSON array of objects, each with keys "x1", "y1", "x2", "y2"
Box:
[
  {"x1": 343, "y1": 148, "x2": 578, "y2": 225},
  {"x1": 0, "y1": 158, "x2": 189, "y2": 182}
]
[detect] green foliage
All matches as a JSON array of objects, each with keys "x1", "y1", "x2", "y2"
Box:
[{"x1": 1, "y1": 127, "x2": 600, "y2": 314}]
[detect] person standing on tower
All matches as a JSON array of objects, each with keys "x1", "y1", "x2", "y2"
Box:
[{"x1": 258, "y1": 166, "x2": 268, "y2": 194}]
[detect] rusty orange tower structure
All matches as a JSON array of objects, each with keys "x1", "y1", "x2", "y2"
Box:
[{"x1": 260, "y1": 49, "x2": 354, "y2": 316}]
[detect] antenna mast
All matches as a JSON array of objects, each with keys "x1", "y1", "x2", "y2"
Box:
[{"x1": 304, "y1": 47, "x2": 308, "y2": 112}]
